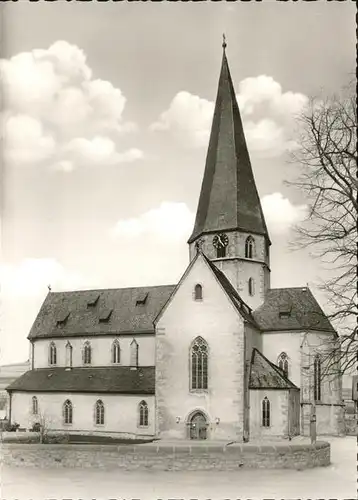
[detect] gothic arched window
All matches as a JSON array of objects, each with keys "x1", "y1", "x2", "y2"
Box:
[
  {"x1": 32, "y1": 396, "x2": 38, "y2": 415},
  {"x1": 245, "y1": 236, "x2": 255, "y2": 259},
  {"x1": 138, "y1": 400, "x2": 149, "y2": 427},
  {"x1": 49, "y1": 342, "x2": 57, "y2": 365},
  {"x1": 130, "y1": 339, "x2": 139, "y2": 367},
  {"x1": 190, "y1": 337, "x2": 208, "y2": 390},
  {"x1": 95, "y1": 400, "x2": 105, "y2": 425},
  {"x1": 65, "y1": 341, "x2": 73, "y2": 368},
  {"x1": 278, "y1": 352, "x2": 289, "y2": 377},
  {"x1": 248, "y1": 278, "x2": 255, "y2": 296},
  {"x1": 194, "y1": 284, "x2": 203, "y2": 301},
  {"x1": 83, "y1": 341, "x2": 92, "y2": 365},
  {"x1": 63, "y1": 399, "x2": 73, "y2": 425},
  {"x1": 112, "y1": 339, "x2": 121, "y2": 364},
  {"x1": 262, "y1": 397, "x2": 270, "y2": 427},
  {"x1": 314, "y1": 354, "x2": 322, "y2": 401}
]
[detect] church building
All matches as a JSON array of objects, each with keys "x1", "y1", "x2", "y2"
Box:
[{"x1": 7, "y1": 42, "x2": 344, "y2": 441}]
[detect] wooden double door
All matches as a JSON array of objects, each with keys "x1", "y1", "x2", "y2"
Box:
[{"x1": 189, "y1": 411, "x2": 208, "y2": 440}]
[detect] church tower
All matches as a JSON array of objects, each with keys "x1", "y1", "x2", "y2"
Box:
[{"x1": 188, "y1": 39, "x2": 271, "y2": 309}]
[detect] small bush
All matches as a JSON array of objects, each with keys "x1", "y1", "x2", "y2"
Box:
[
  {"x1": 44, "y1": 433, "x2": 70, "y2": 444},
  {"x1": 30, "y1": 422, "x2": 41, "y2": 432},
  {"x1": 4, "y1": 422, "x2": 19, "y2": 432}
]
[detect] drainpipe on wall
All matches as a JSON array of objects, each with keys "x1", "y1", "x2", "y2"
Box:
[
  {"x1": 31, "y1": 342, "x2": 34, "y2": 370},
  {"x1": 8, "y1": 391, "x2": 12, "y2": 423}
]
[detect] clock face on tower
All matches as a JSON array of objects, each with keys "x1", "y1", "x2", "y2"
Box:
[{"x1": 212, "y1": 233, "x2": 229, "y2": 249}]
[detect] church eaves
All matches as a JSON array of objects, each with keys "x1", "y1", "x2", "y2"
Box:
[{"x1": 188, "y1": 42, "x2": 270, "y2": 244}]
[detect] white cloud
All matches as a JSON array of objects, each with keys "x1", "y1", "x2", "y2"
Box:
[
  {"x1": 0, "y1": 258, "x2": 82, "y2": 297},
  {"x1": 65, "y1": 136, "x2": 143, "y2": 166},
  {"x1": 237, "y1": 75, "x2": 308, "y2": 118},
  {"x1": 1, "y1": 41, "x2": 143, "y2": 170},
  {"x1": 4, "y1": 114, "x2": 56, "y2": 164},
  {"x1": 261, "y1": 192, "x2": 308, "y2": 234},
  {"x1": 111, "y1": 202, "x2": 195, "y2": 241},
  {"x1": 151, "y1": 76, "x2": 307, "y2": 155},
  {"x1": 150, "y1": 91, "x2": 214, "y2": 148}
]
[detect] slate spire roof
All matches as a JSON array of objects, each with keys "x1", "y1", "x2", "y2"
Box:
[{"x1": 188, "y1": 42, "x2": 270, "y2": 244}]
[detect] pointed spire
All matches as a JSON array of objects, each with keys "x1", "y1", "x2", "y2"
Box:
[{"x1": 188, "y1": 42, "x2": 270, "y2": 244}]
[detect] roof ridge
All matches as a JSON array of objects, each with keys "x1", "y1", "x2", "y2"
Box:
[{"x1": 49, "y1": 284, "x2": 176, "y2": 295}]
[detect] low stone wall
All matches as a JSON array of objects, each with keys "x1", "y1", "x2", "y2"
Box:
[{"x1": 1, "y1": 441, "x2": 330, "y2": 470}]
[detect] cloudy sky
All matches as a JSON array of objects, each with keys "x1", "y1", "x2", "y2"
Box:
[{"x1": 0, "y1": 1, "x2": 355, "y2": 365}]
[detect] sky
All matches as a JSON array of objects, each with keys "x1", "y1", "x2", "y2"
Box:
[{"x1": 0, "y1": 1, "x2": 355, "y2": 365}]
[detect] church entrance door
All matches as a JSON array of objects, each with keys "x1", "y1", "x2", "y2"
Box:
[{"x1": 189, "y1": 411, "x2": 208, "y2": 440}]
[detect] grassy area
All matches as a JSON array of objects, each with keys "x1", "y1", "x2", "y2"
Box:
[
  {"x1": 2, "y1": 432, "x2": 154, "y2": 445},
  {"x1": 67, "y1": 434, "x2": 154, "y2": 445}
]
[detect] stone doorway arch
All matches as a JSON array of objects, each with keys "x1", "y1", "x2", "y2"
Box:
[{"x1": 188, "y1": 410, "x2": 209, "y2": 440}]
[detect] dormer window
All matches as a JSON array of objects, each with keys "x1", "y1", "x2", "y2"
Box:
[
  {"x1": 245, "y1": 236, "x2": 255, "y2": 259},
  {"x1": 87, "y1": 294, "x2": 99, "y2": 308},
  {"x1": 136, "y1": 292, "x2": 148, "y2": 306},
  {"x1": 99, "y1": 309, "x2": 112, "y2": 323},
  {"x1": 279, "y1": 303, "x2": 292, "y2": 319},
  {"x1": 194, "y1": 284, "x2": 203, "y2": 301},
  {"x1": 56, "y1": 311, "x2": 69, "y2": 327}
]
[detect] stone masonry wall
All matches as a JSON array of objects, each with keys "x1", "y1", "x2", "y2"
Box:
[{"x1": 1, "y1": 441, "x2": 330, "y2": 470}]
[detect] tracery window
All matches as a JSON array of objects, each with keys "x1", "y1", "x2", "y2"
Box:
[
  {"x1": 95, "y1": 400, "x2": 105, "y2": 425},
  {"x1": 130, "y1": 339, "x2": 139, "y2": 367},
  {"x1": 194, "y1": 284, "x2": 203, "y2": 301},
  {"x1": 278, "y1": 352, "x2": 289, "y2": 377},
  {"x1": 245, "y1": 236, "x2": 255, "y2": 259},
  {"x1": 138, "y1": 400, "x2": 149, "y2": 427},
  {"x1": 32, "y1": 396, "x2": 38, "y2": 415},
  {"x1": 262, "y1": 397, "x2": 270, "y2": 427},
  {"x1": 65, "y1": 341, "x2": 73, "y2": 368},
  {"x1": 111, "y1": 339, "x2": 121, "y2": 364},
  {"x1": 63, "y1": 399, "x2": 73, "y2": 425},
  {"x1": 314, "y1": 354, "x2": 322, "y2": 401},
  {"x1": 83, "y1": 341, "x2": 92, "y2": 365},
  {"x1": 49, "y1": 342, "x2": 57, "y2": 365},
  {"x1": 191, "y1": 337, "x2": 208, "y2": 390}
]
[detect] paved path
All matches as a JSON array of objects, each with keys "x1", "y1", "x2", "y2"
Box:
[{"x1": 1, "y1": 436, "x2": 356, "y2": 499}]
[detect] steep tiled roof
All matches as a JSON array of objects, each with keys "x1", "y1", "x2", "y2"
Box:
[
  {"x1": 188, "y1": 47, "x2": 270, "y2": 244},
  {"x1": 203, "y1": 254, "x2": 260, "y2": 328},
  {"x1": 253, "y1": 287, "x2": 336, "y2": 334},
  {"x1": 28, "y1": 285, "x2": 176, "y2": 340},
  {"x1": 249, "y1": 348, "x2": 298, "y2": 390},
  {"x1": 6, "y1": 367, "x2": 155, "y2": 394}
]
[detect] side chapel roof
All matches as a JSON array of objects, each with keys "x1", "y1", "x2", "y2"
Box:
[
  {"x1": 253, "y1": 287, "x2": 336, "y2": 334},
  {"x1": 249, "y1": 348, "x2": 299, "y2": 390},
  {"x1": 6, "y1": 366, "x2": 155, "y2": 394}
]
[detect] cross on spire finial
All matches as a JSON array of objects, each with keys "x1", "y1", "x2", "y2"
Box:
[{"x1": 222, "y1": 33, "x2": 227, "y2": 50}]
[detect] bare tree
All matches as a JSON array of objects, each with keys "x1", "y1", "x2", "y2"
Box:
[{"x1": 287, "y1": 82, "x2": 357, "y2": 377}]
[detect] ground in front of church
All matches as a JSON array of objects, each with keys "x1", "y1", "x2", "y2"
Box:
[{"x1": 1, "y1": 436, "x2": 355, "y2": 499}]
